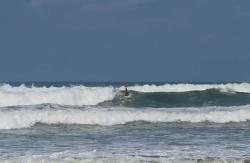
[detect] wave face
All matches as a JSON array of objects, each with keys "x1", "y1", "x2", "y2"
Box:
[
  {"x1": 1, "y1": 105, "x2": 250, "y2": 129},
  {"x1": 106, "y1": 89, "x2": 250, "y2": 108},
  {"x1": 0, "y1": 83, "x2": 250, "y2": 108},
  {"x1": 124, "y1": 82, "x2": 250, "y2": 93}
]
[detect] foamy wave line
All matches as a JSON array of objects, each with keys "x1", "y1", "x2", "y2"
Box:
[
  {"x1": 3, "y1": 156, "x2": 246, "y2": 163},
  {"x1": 1, "y1": 107, "x2": 250, "y2": 129},
  {"x1": 0, "y1": 83, "x2": 250, "y2": 107},
  {"x1": 122, "y1": 82, "x2": 250, "y2": 93},
  {"x1": 0, "y1": 84, "x2": 116, "y2": 107}
]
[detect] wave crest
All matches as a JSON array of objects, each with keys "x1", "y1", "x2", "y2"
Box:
[
  {"x1": 1, "y1": 106, "x2": 250, "y2": 129},
  {"x1": 123, "y1": 83, "x2": 250, "y2": 93},
  {"x1": 0, "y1": 83, "x2": 250, "y2": 107},
  {"x1": 0, "y1": 84, "x2": 116, "y2": 107}
]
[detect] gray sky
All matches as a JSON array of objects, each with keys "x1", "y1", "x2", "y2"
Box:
[{"x1": 0, "y1": 0, "x2": 250, "y2": 82}]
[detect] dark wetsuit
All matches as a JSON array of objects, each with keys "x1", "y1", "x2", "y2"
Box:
[{"x1": 124, "y1": 88, "x2": 129, "y2": 96}]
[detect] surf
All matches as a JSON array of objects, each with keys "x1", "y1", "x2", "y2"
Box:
[
  {"x1": 1, "y1": 83, "x2": 250, "y2": 108},
  {"x1": 1, "y1": 105, "x2": 250, "y2": 129},
  {"x1": 122, "y1": 82, "x2": 250, "y2": 93},
  {"x1": 0, "y1": 84, "x2": 116, "y2": 107},
  {"x1": 104, "y1": 89, "x2": 250, "y2": 108}
]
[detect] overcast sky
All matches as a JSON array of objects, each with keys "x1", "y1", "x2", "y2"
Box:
[{"x1": 0, "y1": 0, "x2": 250, "y2": 82}]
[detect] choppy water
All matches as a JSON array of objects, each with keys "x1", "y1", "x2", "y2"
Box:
[{"x1": 1, "y1": 82, "x2": 250, "y2": 163}]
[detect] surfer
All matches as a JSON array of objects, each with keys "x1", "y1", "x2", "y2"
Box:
[{"x1": 124, "y1": 87, "x2": 129, "y2": 96}]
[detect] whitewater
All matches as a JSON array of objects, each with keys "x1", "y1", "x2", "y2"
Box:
[
  {"x1": 1, "y1": 105, "x2": 250, "y2": 129},
  {"x1": 0, "y1": 82, "x2": 250, "y2": 107},
  {"x1": 1, "y1": 82, "x2": 250, "y2": 163}
]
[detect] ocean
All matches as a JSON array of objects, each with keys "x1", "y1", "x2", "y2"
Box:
[{"x1": 1, "y1": 82, "x2": 250, "y2": 163}]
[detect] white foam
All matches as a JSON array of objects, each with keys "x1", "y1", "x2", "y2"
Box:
[
  {"x1": 1, "y1": 155, "x2": 245, "y2": 163},
  {"x1": 1, "y1": 106, "x2": 250, "y2": 129},
  {"x1": 0, "y1": 83, "x2": 250, "y2": 107},
  {"x1": 0, "y1": 84, "x2": 116, "y2": 107},
  {"x1": 122, "y1": 83, "x2": 250, "y2": 93}
]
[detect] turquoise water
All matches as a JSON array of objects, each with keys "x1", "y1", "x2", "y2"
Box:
[{"x1": 1, "y1": 82, "x2": 250, "y2": 162}]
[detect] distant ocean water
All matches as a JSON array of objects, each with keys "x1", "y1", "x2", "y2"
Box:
[{"x1": 1, "y1": 82, "x2": 250, "y2": 163}]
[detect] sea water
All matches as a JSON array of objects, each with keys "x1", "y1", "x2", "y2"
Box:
[{"x1": 1, "y1": 82, "x2": 250, "y2": 163}]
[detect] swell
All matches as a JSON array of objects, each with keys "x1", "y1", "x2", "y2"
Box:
[
  {"x1": 0, "y1": 83, "x2": 250, "y2": 107},
  {"x1": 104, "y1": 89, "x2": 250, "y2": 108},
  {"x1": 124, "y1": 82, "x2": 250, "y2": 93},
  {"x1": 1, "y1": 105, "x2": 250, "y2": 129}
]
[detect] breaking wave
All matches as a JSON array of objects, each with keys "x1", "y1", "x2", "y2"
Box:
[
  {"x1": 0, "y1": 83, "x2": 250, "y2": 107},
  {"x1": 1, "y1": 105, "x2": 250, "y2": 129},
  {"x1": 123, "y1": 82, "x2": 250, "y2": 93},
  {"x1": 105, "y1": 89, "x2": 250, "y2": 108},
  {"x1": 0, "y1": 84, "x2": 116, "y2": 107}
]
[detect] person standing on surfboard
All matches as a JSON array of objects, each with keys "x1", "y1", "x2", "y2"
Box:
[{"x1": 124, "y1": 87, "x2": 129, "y2": 96}]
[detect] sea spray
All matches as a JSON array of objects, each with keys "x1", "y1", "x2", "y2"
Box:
[{"x1": 0, "y1": 84, "x2": 116, "y2": 107}]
